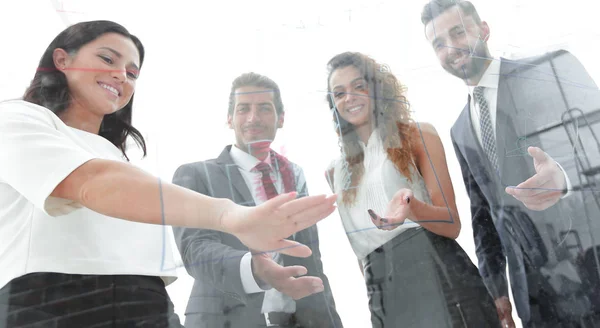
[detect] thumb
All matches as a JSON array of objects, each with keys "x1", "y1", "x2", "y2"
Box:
[
  {"x1": 397, "y1": 188, "x2": 413, "y2": 204},
  {"x1": 528, "y1": 146, "x2": 549, "y2": 164}
]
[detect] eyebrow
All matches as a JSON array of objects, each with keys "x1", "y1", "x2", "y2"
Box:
[
  {"x1": 236, "y1": 102, "x2": 274, "y2": 107},
  {"x1": 332, "y1": 77, "x2": 366, "y2": 90},
  {"x1": 98, "y1": 46, "x2": 140, "y2": 71}
]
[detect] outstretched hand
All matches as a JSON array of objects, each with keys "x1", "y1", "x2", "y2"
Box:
[
  {"x1": 368, "y1": 188, "x2": 413, "y2": 231},
  {"x1": 222, "y1": 192, "x2": 337, "y2": 257},
  {"x1": 251, "y1": 251, "x2": 324, "y2": 300},
  {"x1": 505, "y1": 147, "x2": 566, "y2": 211}
]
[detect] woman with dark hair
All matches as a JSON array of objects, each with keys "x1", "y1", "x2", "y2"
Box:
[
  {"x1": 325, "y1": 52, "x2": 502, "y2": 327},
  {"x1": 0, "y1": 20, "x2": 336, "y2": 327}
]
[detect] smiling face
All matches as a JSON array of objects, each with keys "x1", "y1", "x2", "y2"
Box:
[
  {"x1": 329, "y1": 65, "x2": 374, "y2": 133},
  {"x1": 228, "y1": 86, "x2": 284, "y2": 154},
  {"x1": 54, "y1": 32, "x2": 140, "y2": 121},
  {"x1": 425, "y1": 5, "x2": 490, "y2": 84}
]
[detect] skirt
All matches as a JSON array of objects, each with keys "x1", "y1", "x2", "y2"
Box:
[
  {"x1": 363, "y1": 227, "x2": 501, "y2": 328},
  {"x1": 0, "y1": 272, "x2": 183, "y2": 328}
]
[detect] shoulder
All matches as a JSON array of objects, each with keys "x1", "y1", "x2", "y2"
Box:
[
  {"x1": 501, "y1": 49, "x2": 577, "y2": 73},
  {"x1": 410, "y1": 121, "x2": 438, "y2": 135},
  {"x1": 409, "y1": 121, "x2": 440, "y2": 145},
  {"x1": 0, "y1": 100, "x2": 58, "y2": 124},
  {"x1": 409, "y1": 122, "x2": 444, "y2": 156}
]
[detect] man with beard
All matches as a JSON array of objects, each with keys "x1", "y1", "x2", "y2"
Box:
[
  {"x1": 422, "y1": 1, "x2": 600, "y2": 327},
  {"x1": 171, "y1": 72, "x2": 342, "y2": 328}
]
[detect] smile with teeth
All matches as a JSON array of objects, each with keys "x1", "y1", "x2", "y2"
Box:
[
  {"x1": 99, "y1": 83, "x2": 119, "y2": 97},
  {"x1": 451, "y1": 55, "x2": 468, "y2": 66},
  {"x1": 347, "y1": 105, "x2": 363, "y2": 113}
]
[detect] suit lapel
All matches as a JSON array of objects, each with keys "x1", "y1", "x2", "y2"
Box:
[
  {"x1": 495, "y1": 58, "x2": 530, "y2": 187},
  {"x1": 456, "y1": 98, "x2": 488, "y2": 168},
  {"x1": 216, "y1": 146, "x2": 255, "y2": 207}
]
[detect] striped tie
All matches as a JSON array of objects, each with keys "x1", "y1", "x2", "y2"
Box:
[{"x1": 255, "y1": 162, "x2": 278, "y2": 200}]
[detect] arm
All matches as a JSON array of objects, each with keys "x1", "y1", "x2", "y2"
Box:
[
  {"x1": 451, "y1": 135, "x2": 509, "y2": 300},
  {"x1": 0, "y1": 102, "x2": 335, "y2": 257},
  {"x1": 171, "y1": 164, "x2": 252, "y2": 300},
  {"x1": 408, "y1": 122, "x2": 462, "y2": 239},
  {"x1": 54, "y1": 158, "x2": 236, "y2": 230}
]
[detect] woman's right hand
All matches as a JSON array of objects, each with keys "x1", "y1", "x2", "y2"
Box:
[{"x1": 220, "y1": 192, "x2": 337, "y2": 257}]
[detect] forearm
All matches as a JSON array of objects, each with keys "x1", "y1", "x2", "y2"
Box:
[
  {"x1": 56, "y1": 159, "x2": 237, "y2": 230},
  {"x1": 409, "y1": 198, "x2": 461, "y2": 239}
]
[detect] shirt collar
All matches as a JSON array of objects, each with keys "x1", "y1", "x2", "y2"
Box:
[
  {"x1": 469, "y1": 57, "x2": 501, "y2": 95},
  {"x1": 358, "y1": 128, "x2": 381, "y2": 150},
  {"x1": 229, "y1": 144, "x2": 273, "y2": 172}
]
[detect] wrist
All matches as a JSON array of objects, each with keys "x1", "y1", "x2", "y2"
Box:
[
  {"x1": 406, "y1": 198, "x2": 418, "y2": 221},
  {"x1": 217, "y1": 198, "x2": 239, "y2": 233},
  {"x1": 250, "y1": 257, "x2": 271, "y2": 290}
]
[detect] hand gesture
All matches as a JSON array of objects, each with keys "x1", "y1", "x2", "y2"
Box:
[
  {"x1": 495, "y1": 296, "x2": 516, "y2": 328},
  {"x1": 368, "y1": 188, "x2": 413, "y2": 231},
  {"x1": 505, "y1": 147, "x2": 566, "y2": 211},
  {"x1": 251, "y1": 251, "x2": 324, "y2": 300},
  {"x1": 222, "y1": 192, "x2": 337, "y2": 257}
]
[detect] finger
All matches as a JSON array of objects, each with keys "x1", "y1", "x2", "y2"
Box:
[
  {"x1": 277, "y1": 194, "x2": 330, "y2": 216},
  {"x1": 528, "y1": 146, "x2": 550, "y2": 164},
  {"x1": 287, "y1": 202, "x2": 337, "y2": 234},
  {"x1": 287, "y1": 198, "x2": 338, "y2": 224},
  {"x1": 505, "y1": 176, "x2": 551, "y2": 198},
  {"x1": 398, "y1": 188, "x2": 414, "y2": 201},
  {"x1": 268, "y1": 264, "x2": 309, "y2": 280},
  {"x1": 370, "y1": 216, "x2": 383, "y2": 230},
  {"x1": 274, "y1": 239, "x2": 313, "y2": 258},
  {"x1": 511, "y1": 189, "x2": 563, "y2": 209},
  {"x1": 286, "y1": 276, "x2": 324, "y2": 300},
  {"x1": 367, "y1": 209, "x2": 386, "y2": 228},
  {"x1": 261, "y1": 192, "x2": 298, "y2": 212}
]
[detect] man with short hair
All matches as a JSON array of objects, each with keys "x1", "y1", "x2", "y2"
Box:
[
  {"x1": 422, "y1": 1, "x2": 600, "y2": 327},
  {"x1": 172, "y1": 72, "x2": 342, "y2": 328}
]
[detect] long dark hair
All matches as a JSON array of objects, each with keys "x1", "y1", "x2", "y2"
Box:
[
  {"x1": 326, "y1": 52, "x2": 415, "y2": 205},
  {"x1": 23, "y1": 20, "x2": 147, "y2": 160}
]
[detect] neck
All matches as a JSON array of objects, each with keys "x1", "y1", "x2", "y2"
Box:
[
  {"x1": 356, "y1": 123, "x2": 374, "y2": 145},
  {"x1": 60, "y1": 105, "x2": 103, "y2": 134},
  {"x1": 238, "y1": 142, "x2": 271, "y2": 162},
  {"x1": 466, "y1": 56, "x2": 493, "y2": 87}
]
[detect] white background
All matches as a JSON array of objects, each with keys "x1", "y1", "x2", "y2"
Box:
[{"x1": 1, "y1": 1, "x2": 599, "y2": 327}]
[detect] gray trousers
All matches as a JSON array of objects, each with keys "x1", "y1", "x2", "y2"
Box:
[{"x1": 363, "y1": 227, "x2": 501, "y2": 328}]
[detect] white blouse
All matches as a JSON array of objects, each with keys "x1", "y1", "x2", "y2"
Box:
[{"x1": 332, "y1": 128, "x2": 432, "y2": 260}]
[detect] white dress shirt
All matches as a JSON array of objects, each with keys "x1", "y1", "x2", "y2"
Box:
[
  {"x1": 468, "y1": 57, "x2": 572, "y2": 197},
  {"x1": 333, "y1": 128, "x2": 428, "y2": 262},
  {"x1": 229, "y1": 145, "x2": 296, "y2": 314}
]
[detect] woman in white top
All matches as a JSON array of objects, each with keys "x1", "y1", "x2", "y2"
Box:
[
  {"x1": 325, "y1": 52, "x2": 501, "y2": 327},
  {"x1": 0, "y1": 20, "x2": 336, "y2": 327}
]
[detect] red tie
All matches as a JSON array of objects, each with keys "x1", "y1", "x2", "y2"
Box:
[{"x1": 255, "y1": 162, "x2": 279, "y2": 200}]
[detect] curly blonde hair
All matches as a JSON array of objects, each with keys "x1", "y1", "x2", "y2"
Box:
[{"x1": 326, "y1": 52, "x2": 416, "y2": 206}]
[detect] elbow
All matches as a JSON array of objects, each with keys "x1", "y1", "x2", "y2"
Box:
[
  {"x1": 448, "y1": 212, "x2": 462, "y2": 239},
  {"x1": 449, "y1": 224, "x2": 461, "y2": 239}
]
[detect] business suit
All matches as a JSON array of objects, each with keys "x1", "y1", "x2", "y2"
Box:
[
  {"x1": 452, "y1": 50, "x2": 600, "y2": 326},
  {"x1": 172, "y1": 145, "x2": 342, "y2": 328}
]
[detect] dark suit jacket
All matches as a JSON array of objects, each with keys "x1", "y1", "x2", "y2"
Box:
[
  {"x1": 172, "y1": 145, "x2": 342, "y2": 328},
  {"x1": 451, "y1": 50, "x2": 600, "y2": 324}
]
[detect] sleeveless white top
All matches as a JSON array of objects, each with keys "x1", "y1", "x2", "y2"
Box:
[{"x1": 332, "y1": 128, "x2": 432, "y2": 260}]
